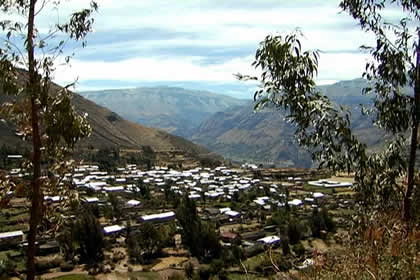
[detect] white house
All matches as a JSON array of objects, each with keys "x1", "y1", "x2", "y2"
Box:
[{"x1": 257, "y1": 235, "x2": 280, "y2": 245}]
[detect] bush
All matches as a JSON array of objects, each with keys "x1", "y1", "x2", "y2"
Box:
[
  {"x1": 281, "y1": 237, "x2": 290, "y2": 255},
  {"x1": 288, "y1": 218, "x2": 303, "y2": 244},
  {"x1": 168, "y1": 272, "x2": 184, "y2": 280},
  {"x1": 184, "y1": 261, "x2": 194, "y2": 279},
  {"x1": 0, "y1": 258, "x2": 17, "y2": 277},
  {"x1": 310, "y1": 208, "x2": 336, "y2": 238},
  {"x1": 127, "y1": 223, "x2": 166, "y2": 264},
  {"x1": 60, "y1": 261, "x2": 74, "y2": 272},
  {"x1": 209, "y1": 258, "x2": 224, "y2": 275},
  {"x1": 293, "y1": 243, "x2": 305, "y2": 257},
  {"x1": 74, "y1": 209, "x2": 104, "y2": 263},
  {"x1": 198, "y1": 267, "x2": 211, "y2": 280},
  {"x1": 276, "y1": 256, "x2": 292, "y2": 272},
  {"x1": 35, "y1": 257, "x2": 62, "y2": 272}
]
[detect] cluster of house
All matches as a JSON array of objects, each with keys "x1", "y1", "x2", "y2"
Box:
[{"x1": 0, "y1": 160, "x2": 354, "y2": 254}]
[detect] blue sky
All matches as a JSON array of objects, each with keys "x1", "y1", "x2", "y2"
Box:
[{"x1": 4, "y1": 0, "x2": 410, "y2": 98}]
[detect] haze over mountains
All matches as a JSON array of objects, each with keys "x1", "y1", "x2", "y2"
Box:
[
  {"x1": 0, "y1": 76, "x2": 209, "y2": 162},
  {"x1": 80, "y1": 78, "x2": 395, "y2": 167},
  {"x1": 80, "y1": 87, "x2": 248, "y2": 138}
]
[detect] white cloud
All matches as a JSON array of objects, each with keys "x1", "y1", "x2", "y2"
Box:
[
  {"x1": 54, "y1": 54, "x2": 257, "y2": 86},
  {"x1": 4, "y1": 0, "x2": 386, "y2": 91}
]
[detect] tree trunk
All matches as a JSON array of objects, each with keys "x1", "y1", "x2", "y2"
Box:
[
  {"x1": 26, "y1": 1, "x2": 42, "y2": 280},
  {"x1": 404, "y1": 33, "x2": 420, "y2": 221}
]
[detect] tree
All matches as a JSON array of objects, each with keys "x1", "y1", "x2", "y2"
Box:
[
  {"x1": 238, "y1": 0, "x2": 419, "y2": 220},
  {"x1": 127, "y1": 223, "x2": 166, "y2": 263},
  {"x1": 339, "y1": 0, "x2": 419, "y2": 220},
  {"x1": 0, "y1": 1, "x2": 97, "y2": 279},
  {"x1": 108, "y1": 193, "x2": 123, "y2": 221},
  {"x1": 73, "y1": 209, "x2": 104, "y2": 264},
  {"x1": 310, "y1": 207, "x2": 336, "y2": 238},
  {"x1": 176, "y1": 195, "x2": 221, "y2": 261}
]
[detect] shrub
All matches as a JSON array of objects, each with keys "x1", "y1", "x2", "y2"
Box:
[
  {"x1": 276, "y1": 256, "x2": 292, "y2": 272},
  {"x1": 73, "y1": 209, "x2": 104, "y2": 264},
  {"x1": 35, "y1": 257, "x2": 62, "y2": 272},
  {"x1": 0, "y1": 258, "x2": 17, "y2": 277},
  {"x1": 310, "y1": 208, "x2": 336, "y2": 238},
  {"x1": 281, "y1": 237, "x2": 290, "y2": 255},
  {"x1": 293, "y1": 243, "x2": 305, "y2": 257},
  {"x1": 168, "y1": 272, "x2": 184, "y2": 280},
  {"x1": 184, "y1": 261, "x2": 194, "y2": 279},
  {"x1": 60, "y1": 261, "x2": 74, "y2": 272},
  {"x1": 288, "y1": 218, "x2": 303, "y2": 244}
]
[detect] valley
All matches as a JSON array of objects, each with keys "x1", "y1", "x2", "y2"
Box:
[
  {"x1": 0, "y1": 153, "x2": 355, "y2": 279},
  {"x1": 80, "y1": 79, "x2": 391, "y2": 168}
]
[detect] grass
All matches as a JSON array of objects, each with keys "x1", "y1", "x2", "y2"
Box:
[
  {"x1": 227, "y1": 273, "x2": 267, "y2": 280},
  {"x1": 302, "y1": 183, "x2": 334, "y2": 194},
  {"x1": 0, "y1": 249, "x2": 21, "y2": 259},
  {"x1": 0, "y1": 249, "x2": 25, "y2": 272},
  {"x1": 40, "y1": 271, "x2": 160, "y2": 280},
  {"x1": 331, "y1": 208, "x2": 354, "y2": 217},
  {"x1": 127, "y1": 271, "x2": 161, "y2": 280},
  {"x1": 242, "y1": 253, "x2": 267, "y2": 272},
  {"x1": 47, "y1": 275, "x2": 95, "y2": 280},
  {"x1": 0, "y1": 223, "x2": 27, "y2": 232}
]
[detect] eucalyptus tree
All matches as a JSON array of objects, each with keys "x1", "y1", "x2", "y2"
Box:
[
  {"x1": 0, "y1": 1, "x2": 97, "y2": 279},
  {"x1": 238, "y1": 0, "x2": 419, "y2": 220}
]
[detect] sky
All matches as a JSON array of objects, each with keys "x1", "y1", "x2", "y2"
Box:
[{"x1": 3, "y1": 0, "x2": 407, "y2": 98}]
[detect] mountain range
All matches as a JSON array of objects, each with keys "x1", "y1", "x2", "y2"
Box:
[
  {"x1": 0, "y1": 73, "x2": 210, "y2": 163},
  {"x1": 80, "y1": 79, "x2": 395, "y2": 167},
  {"x1": 80, "y1": 87, "x2": 247, "y2": 138}
]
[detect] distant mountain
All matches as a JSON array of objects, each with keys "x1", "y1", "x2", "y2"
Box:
[
  {"x1": 191, "y1": 79, "x2": 393, "y2": 167},
  {"x1": 0, "y1": 73, "x2": 211, "y2": 162},
  {"x1": 191, "y1": 101, "x2": 314, "y2": 167},
  {"x1": 80, "y1": 87, "x2": 248, "y2": 138}
]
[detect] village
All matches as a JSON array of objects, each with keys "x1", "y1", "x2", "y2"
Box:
[{"x1": 0, "y1": 154, "x2": 355, "y2": 279}]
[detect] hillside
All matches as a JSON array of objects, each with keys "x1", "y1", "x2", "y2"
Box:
[
  {"x1": 191, "y1": 102, "x2": 314, "y2": 167},
  {"x1": 79, "y1": 87, "x2": 248, "y2": 137},
  {"x1": 0, "y1": 76, "x2": 211, "y2": 162},
  {"x1": 191, "y1": 79, "x2": 393, "y2": 167}
]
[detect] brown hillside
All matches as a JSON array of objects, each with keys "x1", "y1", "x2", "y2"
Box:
[{"x1": 0, "y1": 71, "x2": 210, "y2": 159}]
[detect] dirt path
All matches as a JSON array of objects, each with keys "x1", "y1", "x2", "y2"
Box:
[
  {"x1": 151, "y1": 256, "x2": 188, "y2": 271},
  {"x1": 40, "y1": 267, "x2": 88, "y2": 279}
]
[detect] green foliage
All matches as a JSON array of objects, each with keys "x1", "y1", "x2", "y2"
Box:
[
  {"x1": 88, "y1": 147, "x2": 120, "y2": 172},
  {"x1": 0, "y1": 256, "x2": 17, "y2": 277},
  {"x1": 287, "y1": 218, "x2": 304, "y2": 245},
  {"x1": 141, "y1": 145, "x2": 156, "y2": 169},
  {"x1": 127, "y1": 223, "x2": 168, "y2": 264},
  {"x1": 0, "y1": 1, "x2": 97, "y2": 279},
  {"x1": 199, "y1": 156, "x2": 222, "y2": 169},
  {"x1": 107, "y1": 193, "x2": 123, "y2": 221},
  {"x1": 280, "y1": 237, "x2": 290, "y2": 255},
  {"x1": 137, "y1": 179, "x2": 151, "y2": 200},
  {"x1": 239, "y1": 0, "x2": 419, "y2": 216},
  {"x1": 73, "y1": 209, "x2": 104, "y2": 264},
  {"x1": 411, "y1": 183, "x2": 420, "y2": 223},
  {"x1": 167, "y1": 272, "x2": 185, "y2": 280},
  {"x1": 266, "y1": 208, "x2": 289, "y2": 227},
  {"x1": 310, "y1": 208, "x2": 336, "y2": 238},
  {"x1": 184, "y1": 261, "x2": 195, "y2": 280},
  {"x1": 176, "y1": 195, "x2": 222, "y2": 261},
  {"x1": 209, "y1": 258, "x2": 227, "y2": 278},
  {"x1": 57, "y1": 223, "x2": 76, "y2": 261},
  {"x1": 292, "y1": 242, "x2": 305, "y2": 257}
]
